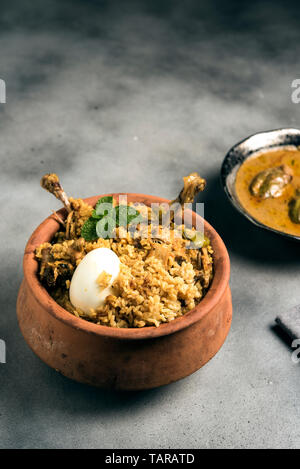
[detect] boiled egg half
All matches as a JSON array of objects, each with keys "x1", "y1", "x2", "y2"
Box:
[{"x1": 69, "y1": 248, "x2": 120, "y2": 314}]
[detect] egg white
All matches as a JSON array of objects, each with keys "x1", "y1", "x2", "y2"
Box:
[{"x1": 69, "y1": 247, "x2": 120, "y2": 314}]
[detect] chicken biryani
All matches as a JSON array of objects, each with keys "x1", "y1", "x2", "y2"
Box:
[{"x1": 35, "y1": 173, "x2": 214, "y2": 328}]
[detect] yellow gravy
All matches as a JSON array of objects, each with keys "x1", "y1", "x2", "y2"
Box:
[{"x1": 235, "y1": 147, "x2": 300, "y2": 236}]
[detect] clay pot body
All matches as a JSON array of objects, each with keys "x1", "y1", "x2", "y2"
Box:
[{"x1": 17, "y1": 194, "x2": 232, "y2": 390}]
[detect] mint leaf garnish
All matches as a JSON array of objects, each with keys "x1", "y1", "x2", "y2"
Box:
[
  {"x1": 115, "y1": 205, "x2": 141, "y2": 227},
  {"x1": 95, "y1": 196, "x2": 113, "y2": 212},
  {"x1": 91, "y1": 209, "x2": 101, "y2": 219},
  {"x1": 96, "y1": 217, "x2": 115, "y2": 239},
  {"x1": 81, "y1": 196, "x2": 141, "y2": 241},
  {"x1": 127, "y1": 206, "x2": 142, "y2": 225},
  {"x1": 81, "y1": 217, "x2": 98, "y2": 241},
  {"x1": 115, "y1": 205, "x2": 127, "y2": 227}
]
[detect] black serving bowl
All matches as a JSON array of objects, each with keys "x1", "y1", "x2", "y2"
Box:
[{"x1": 221, "y1": 128, "x2": 300, "y2": 242}]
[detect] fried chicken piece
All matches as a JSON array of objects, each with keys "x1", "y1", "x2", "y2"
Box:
[
  {"x1": 40, "y1": 174, "x2": 93, "y2": 239},
  {"x1": 249, "y1": 165, "x2": 293, "y2": 199},
  {"x1": 36, "y1": 238, "x2": 86, "y2": 288},
  {"x1": 40, "y1": 173, "x2": 71, "y2": 213},
  {"x1": 170, "y1": 172, "x2": 206, "y2": 206}
]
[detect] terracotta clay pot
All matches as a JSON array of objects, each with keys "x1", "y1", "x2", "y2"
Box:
[{"x1": 17, "y1": 194, "x2": 232, "y2": 390}]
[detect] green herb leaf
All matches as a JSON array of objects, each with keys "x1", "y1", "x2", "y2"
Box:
[
  {"x1": 95, "y1": 206, "x2": 114, "y2": 221},
  {"x1": 81, "y1": 217, "x2": 98, "y2": 241},
  {"x1": 115, "y1": 205, "x2": 141, "y2": 227},
  {"x1": 115, "y1": 205, "x2": 127, "y2": 227},
  {"x1": 96, "y1": 217, "x2": 115, "y2": 239},
  {"x1": 127, "y1": 207, "x2": 141, "y2": 225},
  {"x1": 95, "y1": 196, "x2": 113, "y2": 213},
  {"x1": 81, "y1": 196, "x2": 141, "y2": 241},
  {"x1": 91, "y1": 209, "x2": 101, "y2": 219}
]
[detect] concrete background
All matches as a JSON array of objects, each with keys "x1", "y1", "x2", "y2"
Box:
[{"x1": 1, "y1": 0, "x2": 300, "y2": 449}]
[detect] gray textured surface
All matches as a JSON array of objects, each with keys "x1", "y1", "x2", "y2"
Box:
[
  {"x1": 1, "y1": 0, "x2": 300, "y2": 449},
  {"x1": 276, "y1": 304, "x2": 300, "y2": 340}
]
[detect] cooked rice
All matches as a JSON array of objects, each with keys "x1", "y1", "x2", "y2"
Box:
[{"x1": 35, "y1": 198, "x2": 214, "y2": 328}]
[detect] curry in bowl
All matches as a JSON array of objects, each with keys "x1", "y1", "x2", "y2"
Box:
[{"x1": 235, "y1": 147, "x2": 300, "y2": 237}]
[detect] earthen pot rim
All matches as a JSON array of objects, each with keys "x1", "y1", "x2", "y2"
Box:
[{"x1": 23, "y1": 193, "x2": 230, "y2": 340}]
